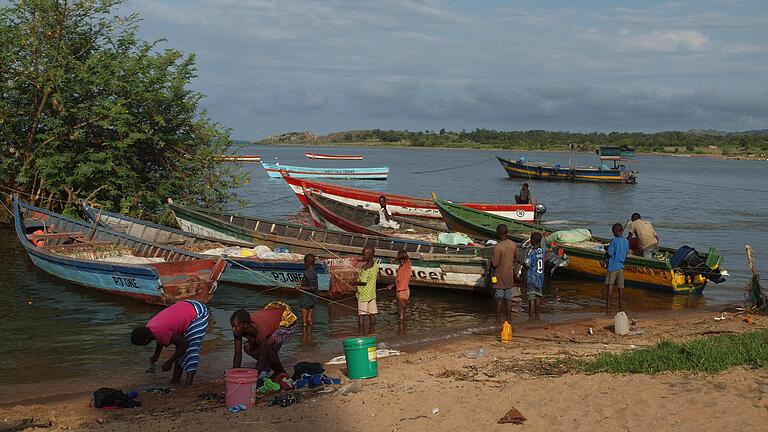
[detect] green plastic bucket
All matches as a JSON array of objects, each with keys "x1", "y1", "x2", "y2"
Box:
[{"x1": 343, "y1": 336, "x2": 378, "y2": 379}]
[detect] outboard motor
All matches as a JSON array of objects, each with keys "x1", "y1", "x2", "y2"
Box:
[
  {"x1": 534, "y1": 203, "x2": 547, "y2": 216},
  {"x1": 670, "y1": 246, "x2": 726, "y2": 284}
]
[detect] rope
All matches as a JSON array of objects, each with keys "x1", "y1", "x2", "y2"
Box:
[
  {"x1": 411, "y1": 157, "x2": 493, "y2": 174},
  {"x1": 642, "y1": 175, "x2": 768, "y2": 193},
  {"x1": 226, "y1": 193, "x2": 295, "y2": 211},
  {"x1": 222, "y1": 255, "x2": 391, "y2": 314}
]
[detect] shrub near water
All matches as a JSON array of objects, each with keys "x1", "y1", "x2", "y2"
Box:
[{"x1": 584, "y1": 331, "x2": 768, "y2": 374}]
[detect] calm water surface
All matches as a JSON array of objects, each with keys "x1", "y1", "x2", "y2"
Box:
[{"x1": 1, "y1": 145, "x2": 766, "y2": 395}]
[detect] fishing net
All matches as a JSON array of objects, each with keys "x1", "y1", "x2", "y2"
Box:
[
  {"x1": 744, "y1": 275, "x2": 766, "y2": 312},
  {"x1": 50, "y1": 244, "x2": 134, "y2": 260}
]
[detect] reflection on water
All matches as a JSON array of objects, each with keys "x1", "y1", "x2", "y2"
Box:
[{"x1": 1, "y1": 145, "x2": 763, "y2": 387}]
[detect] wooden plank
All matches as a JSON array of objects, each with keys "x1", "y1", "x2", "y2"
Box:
[
  {"x1": 42, "y1": 241, "x2": 113, "y2": 250},
  {"x1": 27, "y1": 232, "x2": 85, "y2": 240}
]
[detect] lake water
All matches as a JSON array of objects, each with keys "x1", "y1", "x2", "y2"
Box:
[{"x1": 1, "y1": 145, "x2": 766, "y2": 397}]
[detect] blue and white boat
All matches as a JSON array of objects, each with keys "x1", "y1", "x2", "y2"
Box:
[
  {"x1": 261, "y1": 162, "x2": 389, "y2": 180},
  {"x1": 82, "y1": 204, "x2": 335, "y2": 293},
  {"x1": 13, "y1": 196, "x2": 226, "y2": 306}
]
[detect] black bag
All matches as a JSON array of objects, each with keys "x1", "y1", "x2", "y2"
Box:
[
  {"x1": 93, "y1": 387, "x2": 141, "y2": 408},
  {"x1": 292, "y1": 362, "x2": 325, "y2": 380}
]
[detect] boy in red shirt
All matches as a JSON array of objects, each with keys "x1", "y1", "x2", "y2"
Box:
[{"x1": 387, "y1": 250, "x2": 411, "y2": 321}]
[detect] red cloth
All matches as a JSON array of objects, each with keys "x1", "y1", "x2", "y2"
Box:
[{"x1": 147, "y1": 301, "x2": 196, "y2": 346}]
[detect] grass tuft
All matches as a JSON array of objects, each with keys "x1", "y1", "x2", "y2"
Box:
[{"x1": 582, "y1": 331, "x2": 768, "y2": 374}]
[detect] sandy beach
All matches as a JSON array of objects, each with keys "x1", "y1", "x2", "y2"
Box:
[{"x1": 3, "y1": 307, "x2": 767, "y2": 432}]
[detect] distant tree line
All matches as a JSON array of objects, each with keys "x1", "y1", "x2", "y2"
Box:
[{"x1": 326, "y1": 129, "x2": 768, "y2": 154}]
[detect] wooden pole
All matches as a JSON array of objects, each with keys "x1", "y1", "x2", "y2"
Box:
[{"x1": 746, "y1": 245, "x2": 758, "y2": 278}]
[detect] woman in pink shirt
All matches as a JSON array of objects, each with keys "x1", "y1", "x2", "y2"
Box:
[
  {"x1": 387, "y1": 250, "x2": 411, "y2": 321},
  {"x1": 131, "y1": 300, "x2": 209, "y2": 386}
]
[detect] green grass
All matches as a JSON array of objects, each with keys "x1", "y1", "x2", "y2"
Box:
[{"x1": 582, "y1": 331, "x2": 768, "y2": 374}]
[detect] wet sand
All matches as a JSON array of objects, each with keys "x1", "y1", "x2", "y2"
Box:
[{"x1": 3, "y1": 307, "x2": 767, "y2": 432}]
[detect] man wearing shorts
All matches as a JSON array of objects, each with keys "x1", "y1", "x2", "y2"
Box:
[
  {"x1": 492, "y1": 224, "x2": 520, "y2": 322},
  {"x1": 605, "y1": 223, "x2": 629, "y2": 309},
  {"x1": 355, "y1": 246, "x2": 379, "y2": 331},
  {"x1": 131, "y1": 300, "x2": 210, "y2": 386}
]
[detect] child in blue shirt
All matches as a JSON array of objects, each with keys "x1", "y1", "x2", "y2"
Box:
[
  {"x1": 525, "y1": 232, "x2": 546, "y2": 319},
  {"x1": 605, "y1": 223, "x2": 629, "y2": 309}
]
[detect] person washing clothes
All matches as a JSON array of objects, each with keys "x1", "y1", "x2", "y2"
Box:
[{"x1": 131, "y1": 300, "x2": 209, "y2": 386}]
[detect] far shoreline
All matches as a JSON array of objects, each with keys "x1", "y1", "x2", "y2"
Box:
[{"x1": 246, "y1": 141, "x2": 768, "y2": 161}]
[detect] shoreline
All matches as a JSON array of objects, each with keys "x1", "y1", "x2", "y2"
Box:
[
  {"x1": 4, "y1": 305, "x2": 767, "y2": 431},
  {"x1": 247, "y1": 141, "x2": 768, "y2": 161}
]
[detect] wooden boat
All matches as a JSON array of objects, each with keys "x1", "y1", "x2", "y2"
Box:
[
  {"x1": 433, "y1": 197, "x2": 727, "y2": 294},
  {"x1": 305, "y1": 188, "x2": 447, "y2": 235},
  {"x1": 281, "y1": 173, "x2": 542, "y2": 221},
  {"x1": 496, "y1": 147, "x2": 638, "y2": 184},
  {"x1": 262, "y1": 163, "x2": 388, "y2": 180},
  {"x1": 167, "y1": 203, "x2": 491, "y2": 292},
  {"x1": 217, "y1": 155, "x2": 262, "y2": 162},
  {"x1": 305, "y1": 152, "x2": 363, "y2": 160},
  {"x1": 82, "y1": 204, "x2": 356, "y2": 296},
  {"x1": 13, "y1": 196, "x2": 226, "y2": 306}
]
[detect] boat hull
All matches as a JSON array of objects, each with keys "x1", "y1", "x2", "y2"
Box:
[
  {"x1": 169, "y1": 205, "x2": 490, "y2": 292},
  {"x1": 15, "y1": 199, "x2": 224, "y2": 306},
  {"x1": 496, "y1": 156, "x2": 634, "y2": 183},
  {"x1": 281, "y1": 175, "x2": 538, "y2": 221},
  {"x1": 262, "y1": 163, "x2": 388, "y2": 180},
  {"x1": 305, "y1": 153, "x2": 364, "y2": 160},
  {"x1": 84, "y1": 205, "x2": 333, "y2": 293},
  {"x1": 434, "y1": 198, "x2": 720, "y2": 294}
]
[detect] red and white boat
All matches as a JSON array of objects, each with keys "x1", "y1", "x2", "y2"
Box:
[
  {"x1": 281, "y1": 173, "x2": 543, "y2": 221},
  {"x1": 217, "y1": 155, "x2": 262, "y2": 162},
  {"x1": 305, "y1": 152, "x2": 364, "y2": 160}
]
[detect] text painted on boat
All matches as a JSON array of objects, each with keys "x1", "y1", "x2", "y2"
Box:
[{"x1": 113, "y1": 276, "x2": 141, "y2": 288}]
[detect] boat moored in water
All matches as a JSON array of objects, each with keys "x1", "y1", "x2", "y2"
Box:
[
  {"x1": 497, "y1": 146, "x2": 638, "y2": 184},
  {"x1": 262, "y1": 163, "x2": 389, "y2": 180},
  {"x1": 305, "y1": 152, "x2": 364, "y2": 160},
  {"x1": 13, "y1": 196, "x2": 226, "y2": 306}
]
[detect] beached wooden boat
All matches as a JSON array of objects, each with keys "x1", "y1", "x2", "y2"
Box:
[
  {"x1": 305, "y1": 188, "x2": 447, "y2": 235},
  {"x1": 281, "y1": 173, "x2": 542, "y2": 221},
  {"x1": 167, "y1": 203, "x2": 491, "y2": 292},
  {"x1": 217, "y1": 155, "x2": 262, "y2": 162},
  {"x1": 13, "y1": 196, "x2": 226, "y2": 306},
  {"x1": 305, "y1": 152, "x2": 363, "y2": 160},
  {"x1": 81, "y1": 204, "x2": 356, "y2": 296},
  {"x1": 496, "y1": 147, "x2": 638, "y2": 184},
  {"x1": 262, "y1": 163, "x2": 388, "y2": 180},
  {"x1": 433, "y1": 198, "x2": 727, "y2": 294}
]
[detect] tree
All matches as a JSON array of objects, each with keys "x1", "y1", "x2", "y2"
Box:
[{"x1": 0, "y1": 0, "x2": 245, "y2": 219}]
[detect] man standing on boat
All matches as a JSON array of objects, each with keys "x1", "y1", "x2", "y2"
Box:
[
  {"x1": 492, "y1": 224, "x2": 519, "y2": 322},
  {"x1": 377, "y1": 196, "x2": 400, "y2": 229},
  {"x1": 628, "y1": 213, "x2": 659, "y2": 259}
]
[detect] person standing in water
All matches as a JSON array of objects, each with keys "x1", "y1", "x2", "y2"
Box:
[
  {"x1": 525, "y1": 232, "x2": 546, "y2": 319},
  {"x1": 377, "y1": 196, "x2": 400, "y2": 229},
  {"x1": 605, "y1": 223, "x2": 629, "y2": 309},
  {"x1": 131, "y1": 300, "x2": 209, "y2": 386},
  {"x1": 628, "y1": 213, "x2": 659, "y2": 259},
  {"x1": 297, "y1": 254, "x2": 318, "y2": 329},
  {"x1": 355, "y1": 246, "x2": 379, "y2": 331},
  {"x1": 491, "y1": 224, "x2": 519, "y2": 322},
  {"x1": 386, "y1": 250, "x2": 411, "y2": 321}
]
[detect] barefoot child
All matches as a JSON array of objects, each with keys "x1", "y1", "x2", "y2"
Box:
[
  {"x1": 297, "y1": 254, "x2": 318, "y2": 328},
  {"x1": 355, "y1": 246, "x2": 379, "y2": 331},
  {"x1": 525, "y1": 232, "x2": 545, "y2": 319},
  {"x1": 605, "y1": 223, "x2": 629, "y2": 309},
  {"x1": 386, "y1": 250, "x2": 411, "y2": 321}
]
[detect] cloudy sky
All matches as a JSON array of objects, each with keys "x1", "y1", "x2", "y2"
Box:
[{"x1": 123, "y1": 0, "x2": 768, "y2": 139}]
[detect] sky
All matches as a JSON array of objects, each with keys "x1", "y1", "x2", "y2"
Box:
[{"x1": 123, "y1": 0, "x2": 768, "y2": 140}]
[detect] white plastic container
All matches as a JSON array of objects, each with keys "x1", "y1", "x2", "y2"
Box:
[{"x1": 614, "y1": 311, "x2": 630, "y2": 336}]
